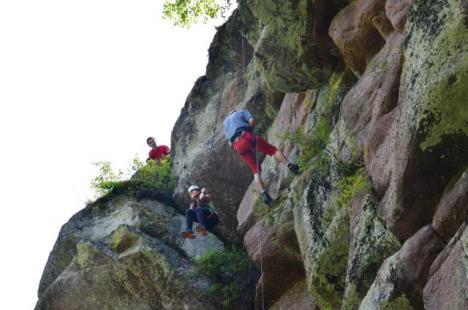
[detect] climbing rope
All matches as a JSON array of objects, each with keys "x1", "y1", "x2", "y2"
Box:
[
  {"x1": 243, "y1": 31, "x2": 266, "y2": 310},
  {"x1": 209, "y1": 61, "x2": 228, "y2": 152},
  {"x1": 210, "y1": 32, "x2": 249, "y2": 151},
  {"x1": 241, "y1": 34, "x2": 246, "y2": 102},
  {"x1": 255, "y1": 134, "x2": 266, "y2": 310},
  {"x1": 244, "y1": 32, "x2": 265, "y2": 309}
]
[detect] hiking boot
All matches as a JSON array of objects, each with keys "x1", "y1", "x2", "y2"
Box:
[
  {"x1": 260, "y1": 191, "x2": 273, "y2": 206},
  {"x1": 287, "y1": 163, "x2": 300, "y2": 175},
  {"x1": 196, "y1": 225, "x2": 209, "y2": 236},
  {"x1": 181, "y1": 230, "x2": 196, "y2": 239}
]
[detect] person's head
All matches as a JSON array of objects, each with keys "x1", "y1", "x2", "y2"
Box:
[
  {"x1": 147, "y1": 137, "x2": 157, "y2": 148},
  {"x1": 187, "y1": 185, "x2": 201, "y2": 200}
]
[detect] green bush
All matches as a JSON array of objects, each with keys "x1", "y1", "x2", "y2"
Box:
[
  {"x1": 131, "y1": 159, "x2": 175, "y2": 193},
  {"x1": 91, "y1": 156, "x2": 175, "y2": 199},
  {"x1": 283, "y1": 71, "x2": 355, "y2": 174},
  {"x1": 194, "y1": 247, "x2": 251, "y2": 278},
  {"x1": 336, "y1": 167, "x2": 370, "y2": 209},
  {"x1": 381, "y1": 295, "x2": 414, "y2": 310},
  {"x1": 284, "y1": 120, "x2": 335, "y2": 176},
  {"x1": 162, "y1": 0, "x2": 231, "y2": 27},
  {"x1": 252, "y1": 197, "x2": 275, "y2": 225},
  {"x1": 91, "y1": 161, "x2": 125, "y2": 196},
  {"x1": 193, "y1": 247, "x2": 253, "y2": 308}
]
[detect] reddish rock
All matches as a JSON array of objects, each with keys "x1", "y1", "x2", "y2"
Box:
[
  {"x1": 237, "y1": 181, "x2": 260, "y2": 236},
  {"x1": 267, "y1": 93, "x2": 309, "y2": 148},
  {"x1": 340, "y1": 33, "x2": 404, "y2": 196},
  {"x1": 428, "y1": 223, "x2": 466, "y2": 279},
  {"x1": 385, "y1": 0, "x2": 414, "y2": 32},
  {"x1": 424, "y1": 224, "x2": 468, "y2": 310},
  {"x1": 432, "y1": 170, "x2": 468, "y2": 242},
  {"x1": 329, "y1": 0, "x2": 394, "y2": 75},
  {"x1": 264, "y1": 92, "x2": 310, "y2": 196},
  {"x1": 378, "y1": 0, "x2": 468, "y2": 241},
  {"x1": 270, "y1": 280, "x2": 317, "y2": 310},
  {"x1": 395, "y1": 225, "x2": 445, "y2": 308},
  {"x1": 360, "y1": 225, "x2": 445, "y2": 309},
  {"x1": 244, "y1": 217, "x2": 304, "y2": 309}
]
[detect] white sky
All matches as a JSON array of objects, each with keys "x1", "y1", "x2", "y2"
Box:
[{"x1": 0, "y1": 1, "x2": 231, "y2": 308}]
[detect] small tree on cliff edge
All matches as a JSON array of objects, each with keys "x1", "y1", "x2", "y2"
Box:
[{"x1": 162, "y1": 0, "x2": 231, "y2": 27}]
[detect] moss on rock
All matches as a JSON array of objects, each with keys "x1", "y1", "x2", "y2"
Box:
[
  {"x1": 381, "y1": 294, "x2": 414, "y2": 310},
  {"x1": 402, "y1": 0, "x2": 468, "y2": 151},
  {"x1": 342, "y1": 196, "x2": 401, "y2": 309},
  {"x1": 247, "y1": 0, "x2": 345, "y2": 92},
  {"x1": 309, "y1": 207, "x2": 350, "y2": 309}
]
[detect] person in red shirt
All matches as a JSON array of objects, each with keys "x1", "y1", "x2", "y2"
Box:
[{"x1": 146, "y1": 137, "x2": 170, "y2": 162}]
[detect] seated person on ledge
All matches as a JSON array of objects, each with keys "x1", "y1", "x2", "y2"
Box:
[{"x1": 182, "y1": 185, "x2": 219, "y2": 239}]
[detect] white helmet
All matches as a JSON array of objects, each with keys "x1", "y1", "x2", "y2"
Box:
[{"x1": 187, "y1": 185, "x2": 201, "y2": 193}]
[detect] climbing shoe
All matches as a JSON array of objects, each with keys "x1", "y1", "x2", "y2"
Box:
[
  {"x1": 196, "y1": 225, "x2": 209, "y2": 236},
  {"x1": 287, "y1": 163, "x2": 300, "y2": 175},
  {"x1": 181, "y1": 230, "x2": 196, "y2": 239},
  {"x1": 260, "y1": 191, "x2": 273, "y2": 206}
]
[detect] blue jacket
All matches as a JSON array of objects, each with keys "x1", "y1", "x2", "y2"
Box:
[{"x1": 223, "y1": 110, "x2": 254, "y2": 141}]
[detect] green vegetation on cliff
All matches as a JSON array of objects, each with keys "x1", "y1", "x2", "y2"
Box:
[
  {"x1": 285, "y1": 70, "x2": 353, "y2": 173},
  {"x1": 403, "y1": 0, "x2": 468, "y2": 151},
  {"x1": 336, "y1": 167, "x2": 370, "y2": 209},
  {"x1": 91, "y1": 157, "x2": 175, "y2": 201},
  {"x1": 192, "y1": 247, "x2": 255, "y2": 308},
  {"x1": 163, "y1": 0, "x2": 231, "y2": 27}
]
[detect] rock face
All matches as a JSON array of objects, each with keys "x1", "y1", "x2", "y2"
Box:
[
  {"x1": 36, "y1": 195, "x2": 255, "y2": 309},
  {"x1": 432, "y1": 170, "x2": 468, "y2": 242},
  {"x1": 330, "y1": 0, "x2": 395, "y2": 75},
  {"x1": 359, "y1": 225, "x2": 445, "y2": 309},
  {"x1": 37, "y1": 0, "x2": 468, "y2": 309},
  {"x1": 38, "y1": 234, "x2": 217, "y2": 310},
  {"x1": 423, "y1": 224, "x2": 468, "y2": 310},
  {"x1": 170, "y1": 8, "x2": 278, "y2": 245},
  {"x1": 270, "y1": 280, "x2": 317, "y2": 310},
  {"x1": 379, "y1": 0, "x2": 468, "y2": 240},
  {"x1": 247, "y1": 0, "x2": 346, "y2": 92}
]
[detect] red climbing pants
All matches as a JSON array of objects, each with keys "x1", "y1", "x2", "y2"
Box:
[{"x1": 233, "y1": 131, "x2": 277, "y2": 174}]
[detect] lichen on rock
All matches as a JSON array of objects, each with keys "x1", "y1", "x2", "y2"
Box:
[
  {"x1": 247, "y1": 0, "x2": 345, "y2": 92},
  {"x1": 342, "y1": 195, "x2": 401, "y2": 309},
  {"x1": 402, "y1": 0, "x2": 468, "y2": 151},
  {"x1": 36, "y1": 0, "x2": 468, "y2": 308}
]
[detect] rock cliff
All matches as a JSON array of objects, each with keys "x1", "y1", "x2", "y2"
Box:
[{"x1": 37, "y1": 0, "x2": 467, "y2": 309}]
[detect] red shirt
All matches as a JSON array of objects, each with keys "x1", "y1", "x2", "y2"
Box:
[{"x1": 148, "y1": 145, "x2": 170, "y2": 161}]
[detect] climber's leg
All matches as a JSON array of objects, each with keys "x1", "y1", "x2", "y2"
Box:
[
  {"x1": 254, "y1": 134, "x2": 300, "y2": 174},
  {"x1": 233, "y1": 132, "x2": 274, "y2": 205},
  {"x1": 203, "y1": 212, "x2": 219, "y2": 231},
  {"x1": 182, "y1": 209, "x2": 197, "y2": 239},
  {"x1": 195, "y1": 207, "x2": 218, "y2": 236}
]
